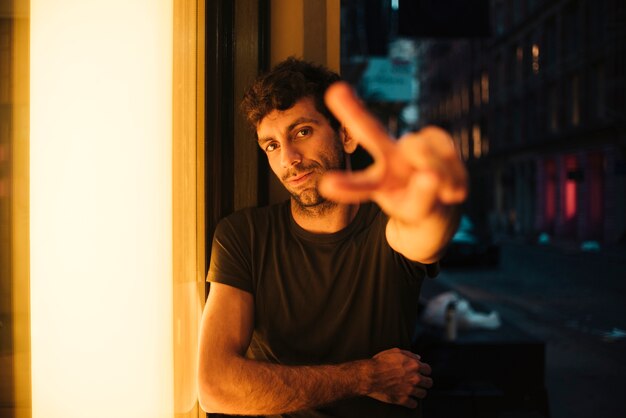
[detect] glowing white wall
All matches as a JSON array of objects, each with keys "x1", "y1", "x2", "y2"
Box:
[{"x1": 30, "y1": 1, "x2": 173, "y2": 417}]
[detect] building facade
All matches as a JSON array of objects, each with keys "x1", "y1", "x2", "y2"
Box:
[{"x1": 418, "y1": 0, "x2": 626, "y2": 245}]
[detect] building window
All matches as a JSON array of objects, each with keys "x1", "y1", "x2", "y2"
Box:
[
  {"x1": 461, "y1": 84, "x2": 469, "y2": 114},
  {"x1": 452, "y1": 129, "x2": 460, "y2": 155},
  {"x1": 591, "y1": 63, "x2": 606, "y2": 120},
  {"x1": 564, "y1": 155, "x2": 579, "y2": 221},
  {"x1": 482, "y1": 134, "x2": 489, "y2": 156},
  {"x1": 494, "y1": 0, "x2": 505, "y2": 35},
  {"x1": 507, "y1": 47, "x2": 515, "y2": 86},
  {"x1": 563, "y1": 1, "x2": 580, "y2": 60},
  {"x1": 461, "y1": 127, "x2": 469, "y2": 161},
  {"x1": 513, "y1": 102, "x2": 522, "y2": 144},
  {"x1": 531, "y1": 43, "x2": 540, "y2": 74},
  {"x1": 544, "y1": 18, "x2": 556, "y2": 68},
  {"x1": 473, "y1": 76, "x2": 481, "y2": 107},
  {"x1": 588, "y1": 0, "x2": 606, "y2": 46},
  {"x1": 515, "y1": 44, "x2": 523, "y2": 84},
  {"x1": 472, "y1": 124, "x2": 482, "y2": 158},
  {"x1": 495, "y1": 53, "x2": 504, "y2": 98},
  {"x1": 548, "y1": 85, "x2": 559, "y2": 133},
  {"x1": 523, "y1": 36, "x2": 531, "y2": 80},
  {"x1": 570, "y1": 74, "x2": 580, "y2": 126},
  {"x1": 454, "y1": 90, "x2": 462, "y2": 117},
  {"x1": 481, "y1": 71, "x2": 489, "y2": 104},
  {"x1": 526, "y1": 94, "x2": 536, "y2": 142},
  {"x1": 494, "y1": 107, "x2": 504, "y2": 150},
  {"x1": 513, "y1": 0, "x2": 523, "y2": 24}
]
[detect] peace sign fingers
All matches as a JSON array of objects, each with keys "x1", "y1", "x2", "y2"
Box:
[
  {"x1": 320, "y1": 82, "x2": 414, "y2": 203},
  {"x1": 324, "y1": 82, "x2": 396, "y2": 162}
]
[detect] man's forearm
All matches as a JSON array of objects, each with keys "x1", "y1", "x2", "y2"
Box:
[
  {"x1": 199, "y1": 355, "x2": 372, "y2": 415},
  {"x1": 386, "y1": 205, "x2": 461, "y2": 264}
]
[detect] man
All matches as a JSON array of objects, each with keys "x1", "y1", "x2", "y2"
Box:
[{"x1": 197, "y1": 58, "x2": 467, "y2": 417}]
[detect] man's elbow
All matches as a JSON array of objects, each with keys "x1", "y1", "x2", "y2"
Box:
[
  {"x1": 198, "y1": 355, "x2": 245, "y2": 413},
  {"x1": 197, "y1": 371, "x2": 229, "y2": 413},
  {"x1": 197, "y1": 390, "x2": 219, "y2": 413}
]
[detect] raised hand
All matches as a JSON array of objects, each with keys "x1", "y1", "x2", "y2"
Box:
[
  {"x1": 319, "y1": 82, "x2": 468, "y2": 262},
  {"x1": 320, "y1": 82, "x2": 467, "y2": 228},
  {"x1": 367, "y1": 348, "x2": 433, "y2": 409}
]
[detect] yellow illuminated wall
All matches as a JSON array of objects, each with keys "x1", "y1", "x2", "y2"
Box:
[
  {"x1": 270, "y1": 0, "x2": 340, "y2": 71},
  {"x1": 30, "y1": 1, "x2": 174, "y2": 417}
]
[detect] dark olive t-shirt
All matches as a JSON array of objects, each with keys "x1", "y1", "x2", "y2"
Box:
[{"x1": 207, "y1": 201, "x2": 437, "y2": 418}]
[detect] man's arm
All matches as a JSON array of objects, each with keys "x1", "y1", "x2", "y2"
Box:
[
  {"x1": 320, "y1": 83, "x2": 468, "y2": 263},
  {"x1": 383, "y1": 126, "x2": 466, "y2": 263},
  {"x1": 197, "y1": 282, "x2": 433, "y2": 415}
]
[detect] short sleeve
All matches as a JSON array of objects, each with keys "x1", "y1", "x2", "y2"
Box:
[{"x1": 206, "y1": 216, "x2": 254, "y2": 294}]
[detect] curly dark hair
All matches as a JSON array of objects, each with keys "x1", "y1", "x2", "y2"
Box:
[{"x1": 241, "y1": 57, "x2": 342, "y2": 134}]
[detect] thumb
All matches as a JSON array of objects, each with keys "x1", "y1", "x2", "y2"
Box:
[{"x1": 319, "y1": 169, "x2": 380, "y2": 203}]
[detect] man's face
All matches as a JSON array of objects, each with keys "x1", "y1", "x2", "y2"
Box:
[{"x1": 257, "y1": 97, "x2": 347, "y2": 210}]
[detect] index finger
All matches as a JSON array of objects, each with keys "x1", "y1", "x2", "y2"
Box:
[{"x1": 325, "y1": 82, "x2": 394, "y2": 160}]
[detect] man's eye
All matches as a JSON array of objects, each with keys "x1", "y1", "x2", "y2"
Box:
[
  {"x1": 296, "y1": 127, "x2": 311, "y2": 138},
  {"x1": 265, "y1": 142, "x2": 278, "y2": 152}
]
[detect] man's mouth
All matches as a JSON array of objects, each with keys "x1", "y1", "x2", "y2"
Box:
[{"x1": 285, "y1": 171, "x2": 313, "y2": 185}]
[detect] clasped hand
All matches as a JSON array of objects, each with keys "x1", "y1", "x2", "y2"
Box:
[{"x1": 368, "y1": 348, "x2": 433, "y2": 409}]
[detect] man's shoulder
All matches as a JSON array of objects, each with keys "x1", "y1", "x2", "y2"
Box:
[{"x1": 216, "y1": 200, "x2": 289, "y2": 233}]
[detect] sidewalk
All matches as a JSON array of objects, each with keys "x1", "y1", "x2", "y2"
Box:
[
  {"x1": 435, "y1": 246, "x2": 626, "y2": 418},
  {"x1": 494, "y1": 237, "x2": 626, "y2": 293}
]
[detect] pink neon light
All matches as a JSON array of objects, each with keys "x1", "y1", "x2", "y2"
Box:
[{"x1": 565, "y1": 180, "x2": 577, "y2": 220}]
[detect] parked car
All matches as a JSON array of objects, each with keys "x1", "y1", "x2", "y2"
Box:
[{"x1": 441, "y1": 215, "x2": 500, "y2": 267}]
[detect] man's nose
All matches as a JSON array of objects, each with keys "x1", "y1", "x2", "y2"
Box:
[{"x1": 280, "y1": 142, "x2": 302, "y2": 168}]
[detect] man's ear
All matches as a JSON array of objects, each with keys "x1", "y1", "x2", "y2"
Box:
[{"x1": 340, "y1": 127, "x2": 358, "y2": 154}]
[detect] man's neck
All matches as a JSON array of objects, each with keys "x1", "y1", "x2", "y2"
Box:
[{"x1": 290, "y1": 200, "x2": 360, "y2": 234}]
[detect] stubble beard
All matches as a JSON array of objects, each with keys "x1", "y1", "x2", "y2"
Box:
[
  {"x1": 284, "y1": 141, "x2": 346, "y2": 218},
  {"x1": 290, "y1": 180, "x2": 336, "y2": 217}
]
